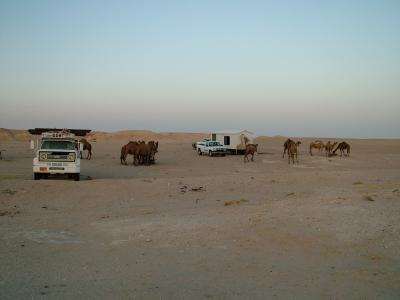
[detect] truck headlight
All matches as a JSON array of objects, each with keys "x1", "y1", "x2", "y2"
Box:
[
  {"x1": 67, "y1": 153, "x2": 75, "y2": 161},
  {"x1": 39, "y1": 153, "x2": 47, "y2": 161}
]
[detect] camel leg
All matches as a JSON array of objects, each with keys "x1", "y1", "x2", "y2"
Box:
[
  {"x1": 296, "y1": 151, "x2": 298, "y2": 163},
  {"x1": 251, "y1": 153, "x2": 254, "y2": 161}
]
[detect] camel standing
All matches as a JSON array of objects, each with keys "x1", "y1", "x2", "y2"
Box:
[
  {"x1": 120, "y1": 141, "x2": 140, "y2": 165},
  {"x1": 333, "y1": 141, "x2": 351, "y2": 156},
  {"x1": 282, "y1": 139, "x2": 293, "y2": 158},
  {"x1": 244, "y1": 144, "x2": 258, "y2": 163},
  {"x1": 325, "y1": 141, "x2": 337, "y2": 157},
  {"x1": 79, "y1": 138, "x2": 92, "y2": 160},
  {"x1": 288, "y1": 141, "x2": 301, "y2": 164},
  {"x1": 309, "y1": 141, "x2": 325, "y2": 156}
]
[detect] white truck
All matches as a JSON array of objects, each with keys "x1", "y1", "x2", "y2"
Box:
[
  {"x1": 197, "y1": 141, "x2": 228, "y2": 156},
  {"x1": 29, "y1": 129, "x2": 90, "y2": 181}
]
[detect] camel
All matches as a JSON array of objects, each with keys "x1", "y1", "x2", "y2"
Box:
[
  {"x1": 146, "y1": 141, "x2": 159, "y2": 164},
  {"x1": 309, "y1": 141, "x2": 325, "y2": 156},
  {"x1": 325, "y1": 141, "x2": 337, "y2": 157},
  {"x1": 120, "y1": 141, "x2": 139, "y2": 165},
  {"x1": 283, "y1": 139, "x2": 293, "y2": 158},
  {"x1": 283, "y1": 139, "x2": 301, "y2": 158},
  {"x1": 244, "y1": 144, "x2": 258, "y2": 163},
  {"x1": 240, "y1": 134, "x2": 250, "y2": 148},
  {"x1": 79, "y1": 138, "x2": 92, "y2": 160},
  {"x1": 137, "y1": 142, "x2": 158, "y2": 165},
  {"x1": 287, "y1": 140, "x2": 301, "y2": 164},
  {"x1": 333, "y1": 141, "x2": 350, "y2": 157}
]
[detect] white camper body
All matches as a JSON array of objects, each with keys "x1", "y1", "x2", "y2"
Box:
[{"x1": 210, "y1": 130, "x2": 255, "y2": 154}]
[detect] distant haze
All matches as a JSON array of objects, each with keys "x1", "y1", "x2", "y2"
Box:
[{"x1": 1, "y1": 1, "x2": 399, "y2": 138}]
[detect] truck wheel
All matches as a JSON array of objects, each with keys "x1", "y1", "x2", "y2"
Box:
[
  {"x1": 198, "y1": 149, "x2": 202, "y2": 156},
  {"x1": 209, "y1": 151, "x2": 213, "y2": 157},
  {"x1": 74, "y1": 174, "x2": 80, "y2": 181},
  {"x1": 34, "y1": 173, "x2": 41, "y2": 180}
]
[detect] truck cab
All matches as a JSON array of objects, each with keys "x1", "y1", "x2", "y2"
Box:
[{"x1": 32, "y1": 131, "x2": 82, "y2": 181}]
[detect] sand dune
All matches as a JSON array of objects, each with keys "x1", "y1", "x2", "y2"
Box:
[{"x1": 0, "y1": 128, "x2": 207, "y2": 143}]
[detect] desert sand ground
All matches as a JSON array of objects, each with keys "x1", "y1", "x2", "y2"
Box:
[{"x1": 1, "y1": 131, "x2": 400, "y2": 299}]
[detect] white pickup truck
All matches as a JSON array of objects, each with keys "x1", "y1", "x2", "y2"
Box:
[{"x1": 197, "y1": 141, "x2": 228, "y2": 156}]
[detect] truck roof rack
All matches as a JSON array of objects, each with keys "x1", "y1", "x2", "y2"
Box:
[{"x1": 28, "y1": 128, "x2": 91, "y2": 136}]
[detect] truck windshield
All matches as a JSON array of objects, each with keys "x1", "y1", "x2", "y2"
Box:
[
  {"x1": 41, "y1": 140, "x2": 75, "y2": 150},
  {"x1": 209, "y1": 142, "x2": 222, "y2": 146}
]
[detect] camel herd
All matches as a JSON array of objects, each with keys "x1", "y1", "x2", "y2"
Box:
[
  {"x1": 77, "y1": 137, "x2": 350, "y2": 167},
  {"x1": 120, "y1": 140, "x2": 159, "y2": 166},
  {"x1": 243, "y1": 138, "x2": 350, "y2": 165},
  {"x1": 309, "y1": 140, "x2": 351, "y2": 157},
  {"x1": 281, "y1": 139, "x2": 351, "y2": 164}
]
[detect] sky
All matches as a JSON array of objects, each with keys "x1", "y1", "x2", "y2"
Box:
[{"x1": 0, "y1": 1, "x2": 399, "y2": 138}]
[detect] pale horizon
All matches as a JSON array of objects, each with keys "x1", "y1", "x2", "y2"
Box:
[{"x1": 1, "y1": 1, "x2": 399, "y2": 138}]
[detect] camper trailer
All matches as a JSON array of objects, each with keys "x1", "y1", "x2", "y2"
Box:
[{"x1": 210, "y1": 130, "x2": 255, "y2": 154}]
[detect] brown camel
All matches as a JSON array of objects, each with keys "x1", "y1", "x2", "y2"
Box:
[
  {"x1": 325, "y1": 141, "x2": 337, "y2": 157},
  {"x1": 79, "y1": 138, "x2": 92, "y2": 160},
  {"x1": 147, "y1": 141, "x2": 159, "y2": 163},
  {"x1": 282, "y1": 139, "x2": 293, "y2": 158},
  {"x1": 333, "y1": 141, "x2": 350, "y2": 156},
  {"x1": 120, "y1": 141, "x2": 139, "y2": 165},
  {"x1": 244, "y1": 144, "x2": 258, "y2": 163},
  {"x1": 288, "y1": 141, "x2": 301, "y2": 164},
  {"x1": 137, "y1": 142, "x2": 158, "y2": 165},
  {"x1": 309, "y1": 141, "x2": 325, "y2": 156}
]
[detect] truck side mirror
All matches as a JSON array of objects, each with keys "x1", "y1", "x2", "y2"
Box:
[{"x1": 30, "y1": 140, "x2": 35, "y2": 150}]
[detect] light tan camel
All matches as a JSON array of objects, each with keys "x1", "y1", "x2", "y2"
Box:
[
  {"x1": 325, "y1": 141, "x2": 337, "y2": 157},
  {"x1": 309, "y1": 141, "x2": 325, "y2": 156},
  {"x1": 79, "y1": 138, "x2": 92, "y2": 160}
]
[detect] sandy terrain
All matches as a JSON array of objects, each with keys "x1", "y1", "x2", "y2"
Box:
[{"x1": 1, "y1": 130, "x2": 400, "y2": 299}]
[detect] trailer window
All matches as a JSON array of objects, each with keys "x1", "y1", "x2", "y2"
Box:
[
  {"x1": 224, "y1": 136, "x2": 230, "y2": 145},
  {"x1": 212, "y1": 134, "x2": 216, "y2": 141}
]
